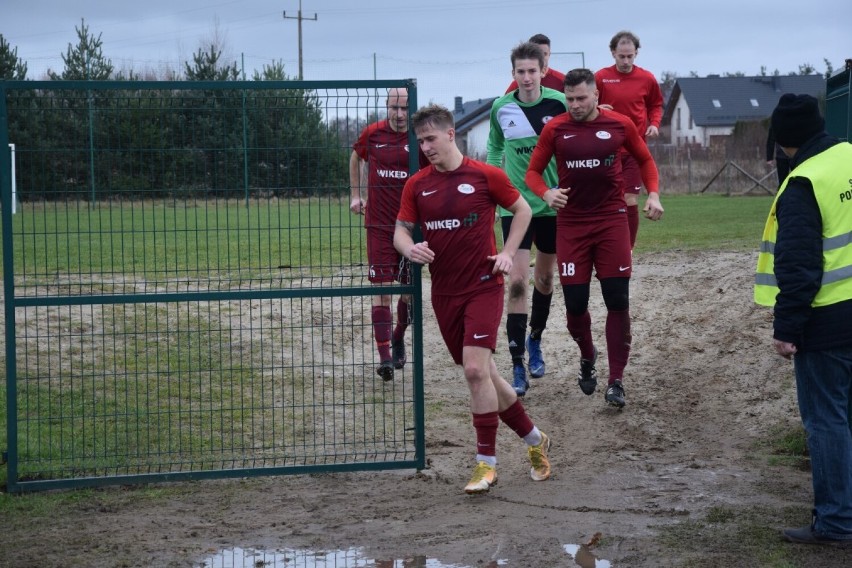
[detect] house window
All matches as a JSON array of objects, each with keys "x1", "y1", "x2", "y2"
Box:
[
  {"x1": 750, "y1": 98, "x2": 759, "y2": 107},
  {"x1": 689, "y1": 114, "x2": 694, "y2": 129},
  {"x1": 676, "y1": 108, "x2": 681, "y2": 130},
  {"x1": 712, "y1": 99, "x2": 721, "y2": 108}
]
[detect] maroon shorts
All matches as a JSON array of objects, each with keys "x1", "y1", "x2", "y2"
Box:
[
  {"x1": 367, "y1": 227, "x2": 410, "y2": 284},
  {"x1": 556, "y1": 214, "x2": 632, "y2": 284},
  {"x1": 620, "y1": 152, "x2": 643, "y2": 195},
  {"x1": 432, "y1": 285, "x2": 504, "y2": 365}
]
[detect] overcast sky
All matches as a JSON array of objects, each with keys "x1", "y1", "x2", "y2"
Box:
[{"x1": 4, "y1": 0, "x2": 851, "y2": 109}]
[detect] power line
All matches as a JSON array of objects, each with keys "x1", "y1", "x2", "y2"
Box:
[{"x1": 282, "y1": 1, "x2": 317, "y2": 80}]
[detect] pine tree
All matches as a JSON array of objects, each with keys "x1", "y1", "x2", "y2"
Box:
[
  {"x1": 0, "y1": 34, "x2": 28, "y2": 79},
  {"x1": 48, "y1": 18, "x2": 113, "y2": 80}
]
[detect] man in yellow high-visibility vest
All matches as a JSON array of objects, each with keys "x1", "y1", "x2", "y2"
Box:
[{"x1": 755, "y1": 93, "x2": 852, "y2": 547}]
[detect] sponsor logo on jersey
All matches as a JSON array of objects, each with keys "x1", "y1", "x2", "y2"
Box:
[
  {"x1": 601, "y1": 78, "x2": 621, "y2": 83},
  {"x1": 596, "y1": 131, "x2": 612, "y2": 140},
  {"x1": 424, "y1": 218, "x2": 462, "y2": 230},
  {"x1": 422, "y1": 189, "x2": 437, "y2": 196},
  {"x1": 457, "y1": 183, "x2": 475, "y2": 194},
  {"x1": 424, "y1": 212, "x2": 478, "y2": 231},
  {"x1": 404, "y1": 144, "x2": 409, "y2": 152},
  {"x1": 542, "y1": 115, "x2": 554, "y2": 124},
  {"x1": 563, "y1": 134, "x2": 577, "y2": 140},
  {"x1": 473, "y1": 333, "x2": 489, "y2": 339},
  {"x1": 514, "y1": 145, "x2": 536, "y2": 155},
  {"x1": 508, "y1": 120, "x2": 516, "y2": 127},
  {"x1": 564, "y1": 159, "x2": 601, "y2": 168},
  {"x1": 377, "y1": 169, "x2": 408, "y2": 179}
]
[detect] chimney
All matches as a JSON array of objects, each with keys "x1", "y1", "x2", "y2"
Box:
[{"x1": 454, "y1": 96, "x2": 463, "y2": 114}]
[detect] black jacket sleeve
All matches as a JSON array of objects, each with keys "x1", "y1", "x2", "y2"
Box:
[{"x1": 772, "y1": 177, "x2": 822, "y2": 345}]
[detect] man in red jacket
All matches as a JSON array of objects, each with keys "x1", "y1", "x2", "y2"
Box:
[{"x1": 595, "y1": 31, "x2": 663, "y2": 248}]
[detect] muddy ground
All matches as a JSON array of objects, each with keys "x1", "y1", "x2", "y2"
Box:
[{"x1": 2, "y1": 250, "x2": 851, "y2": 567}]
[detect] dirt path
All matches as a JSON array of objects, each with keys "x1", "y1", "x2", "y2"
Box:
[{"x1": 4, "y1": 250, "x2": 845, "y2": 567}]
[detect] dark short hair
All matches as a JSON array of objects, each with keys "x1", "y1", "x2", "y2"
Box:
[
  {"x1": 528, "y1": 33, "x2": 551, "y2": 47},
  {"x1": 564, "y1": 68, "x2": 596, "y2": 89},
  {"x1": 412, "y1": 104, "x2": 454, "y2": 132},
  {"x1": 609, "y1": 30, "x2": 640, "y2": 51},
  {"x1": 511, "y1": 41, "x2": 545, "y2": 70}
]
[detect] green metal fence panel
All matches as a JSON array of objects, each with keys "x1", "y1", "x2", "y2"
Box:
[
  {"x1": 1, "y1": 79, "x2": 426, "y2": 492},
  {"x1": 826, "y1": 66, "x2": 851, "y2": 141}
]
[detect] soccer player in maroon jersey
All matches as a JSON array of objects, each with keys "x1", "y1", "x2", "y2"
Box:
[
  {"x1": 393, "y1": 104, "x2": 552, "y2": 494},
  {"x1": 350, "y1": 88, "x2": 427, "y2": 381},
  {"x1": 595, "y1": 31, "x2": 664, "y2": 248},
  {"x1": 504, "y1": 34, "x2": 566, "y2": 94},
  {"x1": 525, "y1": 68, "x2": 664, "y2": 409}
]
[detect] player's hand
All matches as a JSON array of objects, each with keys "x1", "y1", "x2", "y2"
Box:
[
  {"x1": 773, "y1": 339, "x2": 797, "y2": 360},
  {"x1": 645, "y1": 125, "x2": 659, "y2": 138},
  {"x1": 350, "y1": 197, "x2": 366, "y2": 215},
  {"x1": 408, "y1": 241, "x2": 435, "y2": 265},
  {"x1": 544, "y1": 187, "x2": 570, "y2": 210},
  {"x1": 487, "y1": 251, "x2": 513, "y2": 275},
  {"x1": 644, "y1": 193, "x2": 664, "y2": 221}
]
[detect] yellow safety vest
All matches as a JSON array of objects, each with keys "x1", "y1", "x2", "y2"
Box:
[{"x1": 754, "y1": 142, "x2": 852, "y2": 307}]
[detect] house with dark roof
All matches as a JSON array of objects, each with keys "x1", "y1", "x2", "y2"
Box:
[
  {"x1": 663, "y1": 75, "x2": 826, "y2": 147},
  {"x1": 451, "y1": 96, "x2": 497, "y2": 160}
]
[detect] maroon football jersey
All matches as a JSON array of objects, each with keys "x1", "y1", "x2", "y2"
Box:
[
  {"x1": 397, "y1": 157, "x2": 520, "y2": 296},
  {"x1": 353, "y1": 120, "x2": 425, "y2": 228},
  {"x1": 527, "y1": 108, "x2": 658, "y2": 220}
]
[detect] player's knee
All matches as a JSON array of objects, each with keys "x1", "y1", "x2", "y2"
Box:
[
  {"x1": 534, "y1": 271, "x2": 554, "y2": 294},
  {"x1": 601, "y1": 277, "x2": 630, "y2": 311},
  {"x1": 463, "y1": 360, "x2": 490, "y2": 385},
  {"x1": 508, "y1": 279, "x2": 527, "y2": 301},
  {"x1": 562, "y1": 284, "x2": 590, "y2": 316}
]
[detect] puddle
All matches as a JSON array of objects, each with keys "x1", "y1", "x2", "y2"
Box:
[
  {"x1": 563, "y1": 544, "x2": 612, "y2": 568},
  {"x1": 199, "y1": 546, "x2": 508, "y2": 567}
]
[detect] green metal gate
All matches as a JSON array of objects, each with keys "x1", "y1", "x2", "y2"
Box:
[
  {"x1": 0, "y1": 79, "x2": 425, "y2": 492},
  {"x1": 826, "y1": 65, "x2": 851, "y2": 141}
]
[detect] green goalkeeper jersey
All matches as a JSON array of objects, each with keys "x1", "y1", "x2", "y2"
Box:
[{"x1": 486, "y1": 87, "x2": 566, "y2": 217}]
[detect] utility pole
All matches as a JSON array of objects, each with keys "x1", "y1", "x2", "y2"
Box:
[{"x1": 283, "y1": 0, "x2": 317, "y2": 80}]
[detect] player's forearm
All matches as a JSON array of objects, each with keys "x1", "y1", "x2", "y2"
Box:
[
  {"x1": 393, "y1": 221, "x2": 415, "y2": 258},
  {"x1": 639, "y1": 161, "x2": 660, "y2": 193},
  {"x1": 525, "y1": 170, "x2": 550, "y2": 199},
  {"x1": 501, "y1": 199, "x2": 532, "y2": 257},
  {"x1": 348, "y1": 153, "x2": 363, "y2": 199}
]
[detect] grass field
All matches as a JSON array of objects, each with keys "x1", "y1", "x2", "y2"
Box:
[
  {"x1": 4, "y1": 197, "x2": 368, "y2": 282},
  {"x1": 634, "y1": 193, "x2": 773, "y2": 253},
  {"x1": 4, "y1": 194, "x2": 774, "y2": 276}
]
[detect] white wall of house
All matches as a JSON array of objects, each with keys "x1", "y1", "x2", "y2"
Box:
[
  {"x1": 669, "y1": 97, "x2": 737, "y2": 148},
  {"x1": 462, "y1": 119, "x2": 492, "y2": 161},
  {"x1": 670, "y1": 97, "x2": 703, "y2": 146}
]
